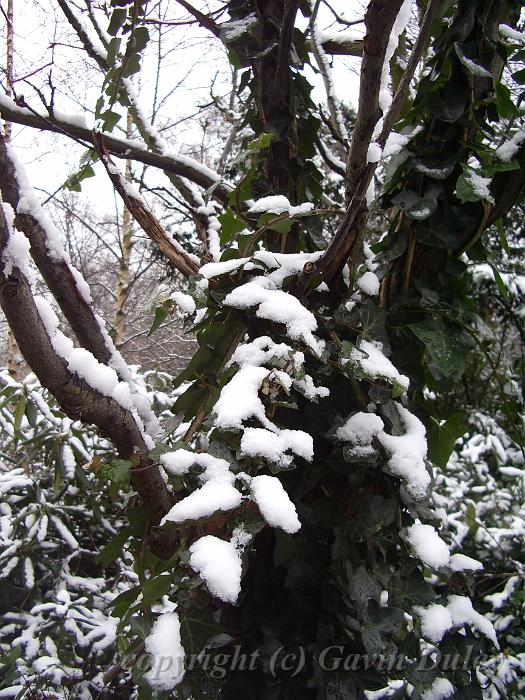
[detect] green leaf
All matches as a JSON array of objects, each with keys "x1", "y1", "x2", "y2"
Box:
[
  {"x1": 110, "y1": 586, "x2": 141, "y2": 618},
  {"x1": 408, "y1": 320, "x2": 475, "y2": 380},
  {"x1": 347, "y1": 495, "x2": 397, "y2": 540},
  {"x1": 455, "y1": 163, "x2": 494, "y2": 205},
  {"x1": 132, "y1": 26, "x2": 149, "y2": 53},
  {"x1": 427, "y1": 412, "x2": 467, "y2": 467},
  {"x1": 465, "y1": 502, "x2": 479, "y2": 537},
  {"x1": 100, "y1": 459, "x2": 131, "y2": 489},
  {"x1": 347, "y1": 566, "x2": 382, "y2": 609},
  {"x1": 495, "y1": 83, "x2": 519, "y2": 119},
  {"x1": 180, "y1": 602, "x2": 224, "y2": 656},
  {"x1": 127, "y1": 505, "x2": 150, "y2": 538},
  {"x1": 427, "y1": 83, "x2": 467, "y2": 123},
  {"x1": 148, "y1": 302, "x2": 171, "y2": 337},
  {"x1": 24, "y1": 399, "x2": 38, "y2": 428},
  {"x1": 484, "y1": 159, "x2": 520, "y2": 176},
  {"x1": 101, "y1": 109, "x2": 122, "y2": 132},
  {"x1": 14, "y1": 395, "x2": 26, "y2": 432},
  {"x1": 142, "y1": 574, "x2": 172, "y2": 606},
  {"x1": 512, "y1": 67, "x2": 525, "y2": 84},
  {"x1": 496, "y1": 219, "x2": 510, "y2": 254},
  {"x1": 488, "y1": 258, "x2": 509, "y2": 300},
  {"x1": 415, "y1": 207, "x2": 476, "y2": 249},
  {"x1": 107, "y1": 37, "x2": 122, "y2": 66},
  {"x1": 108, "y1": 8, "x2": 127, "y2": 36},
  {"x1": 454, "y1": 43, "x2": 492, "y2": 77},
  {"x1": 248, "y1": 132, "x2": 273, "y2": 151},
  {"x1": 122, "y1": 53, "x2": 141, "y2": 78},
  {"x1": 455, "y1": 171, "x2": 479, "y2": 203},
  {"x1": 218, "y1": 209, "x2": 246, "y2": 244},
  {"x1": 97, "y1": 527, "x2": 132, "y2": 567},
  {"x1": 388, "y1": 566, "x2": 436, "y2": 607},
  {"x1": 265, "y1": 215, "x2": 293, "y2": 234},
  {"x1": 65, "y1": 165, "x2": 96, "y2": 192}
]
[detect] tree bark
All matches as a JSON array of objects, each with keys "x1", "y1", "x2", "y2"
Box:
[
  {"x1": 114, "y1": 111, "x2": 134, "y2": 348},
  {"x1": 3, "y1": 0, "x2": 23, "y2": 380}
]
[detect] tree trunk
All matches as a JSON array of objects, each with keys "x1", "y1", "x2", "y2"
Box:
[
  {"x1": 114, "y1": 110, "x2": 134, "y2": 348},
  {"x1": 3, "y1": 0, "x2": 24, "y2": 380}
]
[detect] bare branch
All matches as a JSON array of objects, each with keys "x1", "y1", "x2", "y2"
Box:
[
  {"x1": 309, "y1": 0, "x2": 348, "y2": 144},
  {"x1": 0, "y1": 94, "x2": 233, "y2": 204},
  {"x1": 56, "y1": 0, "x2": 107, "y2": 70},
  {"x1": 345, "y1": 0, "x2": 404, "y2": 202},
  {"x1": 175, "y1": 0, "x2": 221, "y2": 37},
  {"x1": 56, "y1": 0, "x2": 217, "y2": 244},
  {"x1": 93, "y1": 132, "x2": 201, "y2": 279},
  {"x1": 297, "y1": 0, "x2": 440, "y2": 293},
  {"x1": 378, "y1": 0, "x2": 441, "y2": 148}
]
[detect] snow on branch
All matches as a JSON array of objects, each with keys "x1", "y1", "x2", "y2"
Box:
[
  {"x1": 0, "y1": 206, "x2": 174, "y2": 531},
  {"x1": 345, "y1": 0, "x2": 407, "y2": 203},
  {"x1": 0, "y1": 135, "x2": 120, "y2": 370},
  {"x1": 0, "y1": 135, "x2": 159, "y2": 438},
  {"x1": 0, "y1": 94, "x2": 233, "y2": 206}
]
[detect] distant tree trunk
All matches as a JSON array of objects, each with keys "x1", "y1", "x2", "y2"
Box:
[
  {"x1": 113, "y1": 110, "x2": 134, "y2": 348},
  {"x1": 4, "y1": 0, "x2": 23, "y2": 380}
]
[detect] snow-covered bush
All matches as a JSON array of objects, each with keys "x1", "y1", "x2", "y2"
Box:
[
  {"x1": 0, "y1": 369, "x2": 179, "y2": 698},
  {"x1": 435, "y1": 413, "x2": 525, "y2": 698}
]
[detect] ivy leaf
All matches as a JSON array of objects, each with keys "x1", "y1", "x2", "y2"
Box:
[
  {"x1": 132, "y1": 26, "x2": 150, "y2": 53},
  {"x1": 347, "y1": 495, "x2": 397, "y2": 539},
  {"x1": 108, "y1": 8, "x2": 127, "y2": 36},
  {"x1": 218, "y1": 209, "x2": 246, "y2": 244},
  {"x1": 142, "y1": 574, "x2": 172, "y2": 606},
  {"x1": 100, "y1": 459, "x2": 131, "y2": 489},
  {"x1": 454, "y1": 43, "x2": 492, "y2": 77},
  {"x1": 427, "y1": 83, "x2": 467, "y2": 123},
  {"x1": 455, "y1": 165, "x2": 493, "y2": 204},
  {"x1": 266, "y1": 215, "x2": 293, "y2": 234},
  {"x1": 110, "y1": 586, "x2": 141, "y2": 619},
  {"x1": 347, "y1": 566, "x2": 382, "y2": 609},
  {"x1": 180, "y1": 603, "x2": 224, "y2": 656},
  {"x1": 388, "y1": 567, "x2": 436, "y2": 607},
  {"x1": 107, "y1": 37, "x2": 121, "y2": 66},
  {"x1": 512, "y1": 67, "x2": 525, "y2": 84},
  {"x1": 127, "y1": 505, "x2": 149, "y2": 538},
  {"x1": 122, "y1": 53, "x2": 142, "y2": 78},
  {"x1": 65, "y1": 165, "x2": 95, "y2": 192},
  {"x1": 427, "y1": 412, "x2": 467, "y2": 467},
  {"x1": 248, "y1": 132, "x2": 273, "y2": 151},
  {"x1": 97, "y1": 527, "x2": 132, "y2": 567},
  {"x1": 100, "y1": 109, "x2": 122, "y2": 132},
  {"x1": 408, "y1": 320, "x2": 475, "y2": 380},
  {"x1": 495, "y1": 83, "x2": 519, "y2": 119}
]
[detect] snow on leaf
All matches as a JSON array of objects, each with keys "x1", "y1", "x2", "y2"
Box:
[
  {"x1": 144, "y1": 611, "x2": 185, "y2": 691},
  {"x1": 406, "y1": 523, "x2": 450, "y2": 569},
  {"x1": 189, "y1": 535, "x2": 242, "y2": 603},
  {"x1": 248, "y1": 474, "x2": 301, "y2": 534}
]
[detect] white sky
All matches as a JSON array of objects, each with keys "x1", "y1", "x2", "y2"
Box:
[{"x1": 2, "y1": 0, "x2": 365, "y2": 216}]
